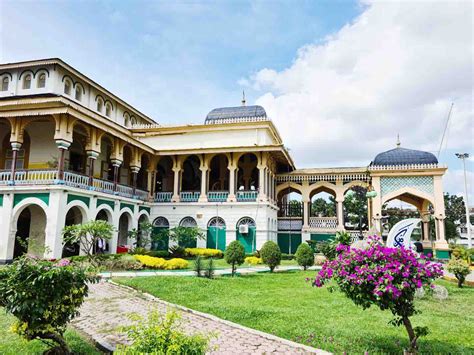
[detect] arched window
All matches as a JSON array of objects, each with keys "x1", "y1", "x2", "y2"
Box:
[
  {"x1": 179, "y1": 216, "x2": 197, "y2": 228},
  {"x1": 153, "y1": 216, "x2": 170, "y2": 228},
  {"x1": 124, "y1": 113, "x2": 130, "y2": 127},
  {"x1": 75, "y1": 85, "x2": 82, "y2": 101},
  {"x1": 1, "y1": 77, "x2": 8, "y2": 91},
  {"x1": 37, "y1": 73, "x2": 46, "y2": 88},
  {"x1": 236, "y1": 217, "x2": 256, "y2": 228},
  {"x1": 23, "y1": 74, "x2": 32, "y2": 89},
  {"x1": 64, "y1": 80, "x2": 71, "y2": 95},
  {"x1": 208, "y1": 217, "x2": 226, "y2": 228},
  {"x1": 105, "y1": 103, "x2": 112, "y2": 117},
  {"x1": 97, "y1": 98, "x2": 103, "y2": 112}
]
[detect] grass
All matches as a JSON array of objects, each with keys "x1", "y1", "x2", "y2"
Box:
[
  {"x1": 132, "y1": 258, "x2": 298, "y2": 272},
  {"x1": 116, "y1": 271, "x2": 474, "y2": 354},
  {"x1": 0, "y1": 308, "x2": 101, "y2": 355}
]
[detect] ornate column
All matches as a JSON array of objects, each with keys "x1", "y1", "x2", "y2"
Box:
[
  {"x1": 172, "y1": 166, "x2": 181, "y2": 202},
  {"x1": 55, "y1": 139, "x2": 71, "y2": 183},
  {"x1": 9, "y1": 142, "x2": 22, "y2": 184},
  {"x1": 86, "y1": 150, "x2": 99, "y2": 187},
  {"x1": 147, "y1": 169, "x2": 156, "y2": 199},
  {"x1": 336, "y1": 198, "x2": 345, "y2": 230},
  {"x1": 227, "y1": 163, "x2": 237, "y2": 202},
  {"x1": 111, "y1": 159, "x2": 122, "y2": 192},
  {"x1": 302, "y1": 199, "x2": 310, "y2": 230},
  {"x1": 198, "y1": 165, "x2": 208, "y2": 202},
  {"x1": 258, "y1": 164, "x2": 267, "y2": 201},
  {"x1": 421, "y1": 212, "x2": 431, "y2": 249},
  {"x1": 130, "y1": 166, "x2": 140, "y2": 195}
]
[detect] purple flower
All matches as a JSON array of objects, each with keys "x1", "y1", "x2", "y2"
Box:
[{"x1": 57, "y1": 259, "x2": 71, "y2": 267}]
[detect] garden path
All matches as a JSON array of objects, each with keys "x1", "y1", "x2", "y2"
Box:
[{"x1": 72, "y1": 280, "x2": 328, "y2": 354}]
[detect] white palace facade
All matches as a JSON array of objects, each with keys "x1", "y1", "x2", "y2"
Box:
[{"x1": 0, "y1": 58, "x2": 450, "y2": 263}]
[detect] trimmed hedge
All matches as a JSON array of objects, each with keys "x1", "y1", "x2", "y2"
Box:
[
  {"x1": 134, "y1": 255, "x2": 189, "y2": 270},
  {"x1": 185, "y1": 248, "x2": 223, "y2": 258}
]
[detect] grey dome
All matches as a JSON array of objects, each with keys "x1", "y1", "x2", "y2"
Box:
[
  {"x1": 372, "y1": 147, "x2": 438, "y2": 166},
  {"x1": 205, "y1": 105, "x2": 267, "y2": 124}
]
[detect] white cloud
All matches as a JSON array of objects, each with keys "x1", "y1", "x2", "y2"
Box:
[{"x1": 247, "y1": 0, "x2": 473, "y2": 173}]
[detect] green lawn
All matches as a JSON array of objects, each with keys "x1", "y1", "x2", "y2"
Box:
[
  {"x1": 135, "y1": 258, "x2": 298, "y2": 272},
  {"x1": 0, "y1": 308, "x2": 101, "y2": 355},
  {"x1": 116, "y1": 271, "x2": 474, "y2": 354}
]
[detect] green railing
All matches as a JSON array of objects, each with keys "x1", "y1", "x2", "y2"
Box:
[
  {"x1": 236, "y1": 190, "x2": 258, "y2": 202},
  {"x1": 180, "y1": 191, "x2": 200, "y2": 202},
  {"x1": 208, "y1": 191, "x2": 229, "y2": 202},
  {"x1": 155, "y1": 191, "x2": 173, "y2": 202}
]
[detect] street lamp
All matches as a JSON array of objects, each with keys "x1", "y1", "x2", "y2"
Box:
[{"x1": 455, "y1": 153, "x2": 471, "y2": 248}]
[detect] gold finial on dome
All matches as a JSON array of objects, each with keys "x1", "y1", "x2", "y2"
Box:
[
  {"x1": 241, "y1": 90, "x2": 246, "y2": 106},
  {"x1": 396, "y1": 134, "x2": 401, "y2": 148}
]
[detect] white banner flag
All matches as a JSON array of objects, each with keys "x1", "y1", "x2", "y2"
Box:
[{"x1": 386, "y1": 218, "x2": 422, "y2": 249}]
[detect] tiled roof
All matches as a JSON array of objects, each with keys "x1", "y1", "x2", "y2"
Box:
[
  {"x1": 205, "y1": 105, "x2": 267, "y2": 123},
  {"x1": 372, "y1": 147, "x2": 438, "y2": 166}
]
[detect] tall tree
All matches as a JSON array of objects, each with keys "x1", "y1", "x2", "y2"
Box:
[{"x1": 343, "y1": 186, "x2": 368, "y2": 233}]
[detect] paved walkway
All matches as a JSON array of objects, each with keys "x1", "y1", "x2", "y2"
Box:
[
  {"x1": 72, "y1": 281, "x2": 328, "y2": 354},
  {"x1": 100, "y1": 265, "x2": 320, "y2": 278}
]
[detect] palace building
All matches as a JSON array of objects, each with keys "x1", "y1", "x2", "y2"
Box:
[{"x1": 0, "y1": 58, "x2": 450, "y2": 263}]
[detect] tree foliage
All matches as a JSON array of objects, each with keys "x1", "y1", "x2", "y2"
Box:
[
  {"x1": 224, "y1": 241, "x2": 245, "y2": 276},
  {"x1": 260, "y1": 241, "x2": 282, "y2": 272},
  {"x1": 62, "y1": 220, "x2": 114, "y2": 267},
  {"x1": 0, "y1": 257, "x2": 97, "y2": 354},
  {"x1": 311, "y1": 197, "x2": 336, "y2": 217},
  {"x1": 295, "y1": 243, "x2": 314, "y2": 270},
  {"x1": 344, "y1": 187, "x2": 368, "y2": 232}
]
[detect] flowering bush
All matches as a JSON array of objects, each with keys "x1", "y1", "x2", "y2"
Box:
[
  {"x1": 134, "y1": 255, "x2": 189, "y2": 270},
  {"x1": 245, "y1": 256, "x2": 263, "y2": 265},
  {"x1": 313, "y1": 236, "x2": 443, "y2": 353},
  {"x1": 185, "y1": 248, "x2": 223, "y2": 258}
]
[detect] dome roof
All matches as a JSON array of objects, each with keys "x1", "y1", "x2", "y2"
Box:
[
  {"x1": 371, "y1": 147, "x2": 438, "y2": 166},
  {"x1": 205, "y1": 105, "x2": 267, "y2": 124}
]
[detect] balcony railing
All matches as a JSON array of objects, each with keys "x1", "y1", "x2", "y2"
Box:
[
  {"x1": 278, "y1": 217, "x2": 303, "y2": 231},
  {"x1": 0, "y1": 169, "x2": 149, "y2": 201},
  {"x1": 236, "y1": 190, "x2": 258, "y2": 202},
  {"x1": 208, "y1": 191, "x2": 229, "y2": 202},
  {"x1": 92, "y1": 177, "x2": 115, "y2": 194},
  {"x1": 155, "y1": 191, "x2": 173, "y2": 202},
  {"x1": 180, "y1": 191, "x2": 200, "y2": 202},
  {"x1": 309, "y1": 216, "x2": 338, "y2": 230},
  {"x1": 15, "y1": 169, "x2": 58, "y2": 185},
  {"x1": 64, "y1": 171, "x2": 89, "y2": 189}
]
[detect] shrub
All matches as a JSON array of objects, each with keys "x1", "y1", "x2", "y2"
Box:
[
  {"x1": 260, "y1": 241, "x2": 281, "y2": 272},
  {"x1": 313, "y1": 236, "x2": 443, "y2": 353},
  {"x1": 194, "y1": 255, "x2": 204, "y2": 277},
  {"x1": 244, "y1": 256, "x2": 262, "y2": 265},
  {"x1": 447, "y1": 257, "x2": 470, "y2": 288},
  {"x1": 0, "y1": 256, "x2": 98, "y2": 354},
  {"x1": 169, "y1": 245, "x2": 186, "y2": 258},
  {"x1": 225, "y1": 241, "x2": 245, "y2": 276},
  {"x1": 295, "y1": 243, "x2": 314, "y2": 270},
  {"x1": 204, "y1": 258, "x2": 215, "y2": 279},
  {"x1": 102, "y1": 254, "x2": 143, "y2": 271},
  {"x1": 115, "y1": 310, "x2": 211, "y2": 354},
  {"x1": 319, "y1": 231, "x2": 352, "y2": 260},
  {"x1": 128, "y1": 247, "x2": 148, "y2": 256},
  {"x1": 169, "y1": 226, "x2": 205, "y2": 248},
  {"x1": 185, "y1": 248, "x2": 223, "y2": 258},
  {"x1": 134, "y1": 255, "x2": 189, "y2": 270},
  {"x1": 62, "y1": 220, "x2": 114, "y2": 267},
  {"x1": 146, "y1": 250, "x2": 170, "y2": 258}
]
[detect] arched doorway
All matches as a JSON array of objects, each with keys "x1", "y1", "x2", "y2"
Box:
[
  {"x1": 181, "y1": 155, "x2": 201, "y2": 192},
  {"x1": 61, "y1": 206, "x2": 85, "y2": 257},
  {"x1": 237, "y1": 153, "x2": 258, "y2": 191},
  {"x1": 137, "y1": 153, "x2": 150, "y2": 191},
  {"x1": 207, "y1": 217, "x2": 226, "y2": 251},
  {"x1": 136, "y1": 214, "x2": 150, "y2": 248},
  {"x1": 155, "y1": 156, "x2": 174, "y2": 202},
  {"x1": 118, "y1": 212, "x2": 132, "y2": 247},
  {"x1": 179, "y1": 216, "x2": 198, "y2": 248},
  {"x1": 276, "y1": 186, "x2": 303, "y2": 254},
  {"x1": 14, "y1": 204, "x2": 47, "y2": 259},
  {"x1": 95, "y1": 208, "x2": 112, "y2": 253},
  {"x1": 99, "y1": 136, "x2": 114, "y2": 181},
  {"x1": 236, "y1": 217, "x2": 256, "y2": 254},
  {"x1": 67, "y1": 125, "x2": 88, "y2": 174},
  {"x1": 152, "y1": 216, "x2": 170, "y2": 251}
]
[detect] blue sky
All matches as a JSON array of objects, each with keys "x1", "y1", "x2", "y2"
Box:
[{"x1": 0, "y1": 0, "x2": 472, "y2": 202}]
